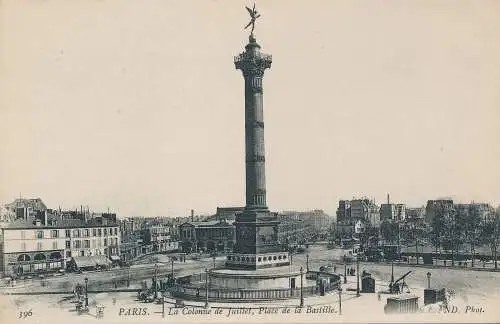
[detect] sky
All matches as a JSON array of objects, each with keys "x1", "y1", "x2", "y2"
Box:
[{"x1": 1, "y1": 0, "x2": 499, "y2": 218}]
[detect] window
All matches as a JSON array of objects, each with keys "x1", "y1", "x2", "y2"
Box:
[
  {"x1": 104, "y1": 228, "x2": 108, "y2": 236},
  {"x1": 80, "y1": 250, "x2": 85, "y2": 256},
  {"x1": 21, "y1": 231, "x2": 26, "y2": 239},
  {"x1": 114, "y1": 228, "x2": 118, "y2": 236},
  {"x1": 104, "y1": 238, "x2": 108, "y2": 247},
  {"x1": 65, "y1": 240, "x2": 71, "y2": 249},
  {"x1": 37, "y1": 242, "x2": 43, "y2": 250},
  {"x1": 74, "y1": 240, "x2": 81, "y2": 249},
  {"x1": 84, "y1": 240, "x2": 90, "y2": 248},
  {"x1": 98, "y1": 229, "x2": 102, "y2": 236},
  {"x1": 65, "y1": 229, "x2": 71, "y2": 238},
  {"x1": 50, "y1": 230, "x2": 59, "y2": 238},
  {"x1": 21, "y1": 243, "x2": 26, "y2": 252},
  {"x1": 52, "y1": 241, "x2": 58, "y2": 249},
  {"x1": 66, "y1": 251, "x2": 71, "y2": 258},
  {"x1": 73, "y1": 229, "x2": 80, "y2": 237},
  {"x1": 36, "y1": 230, "x2": 44, "y2": 239},
  {"x1": 92, "y1": 228, "x2": 97, "y2": 236},
  {"x1": 84, "y1": 229, "x2": 90, "y2": 237},
  {"x1": 114, "y1": 238, "x2": 118, "y2": 246}
]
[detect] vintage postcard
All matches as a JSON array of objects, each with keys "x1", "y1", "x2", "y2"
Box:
[{"x1": 1, "y1": 0, "x2": 499, "y2": 323}]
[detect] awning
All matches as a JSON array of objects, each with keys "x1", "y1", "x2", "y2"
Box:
[
  {"x1": 93, "y1": 255, "x2": 112, "y2": 266},
  {"x1": 110, "y1": 255, "x2": 121, "y2": 261},
  {"x1": 73, "y1": 256, "x2": 97, "y2": 268},
  {"x1": 73, "y1": 256, "x2": 111, "y2": 268}
]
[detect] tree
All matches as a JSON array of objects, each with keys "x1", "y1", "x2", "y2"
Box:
[
  {"x1": 464, "y1": 205, "x2": 482, "y2": 267},
  {"x1": 481, "y1": 208, "x2": 500, "y2": 269},
  {"x1": 428, "y1": 212, "x2": 446, "y2": 255},
  {"x1": 379, "y1": 220, "x2": 398, "y2": 244}
]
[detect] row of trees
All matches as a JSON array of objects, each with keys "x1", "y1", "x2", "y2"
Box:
[
  {"x1": 429, "y1": 206, "x2": 500, "y2": 268},
  {"x1": 378, "y1": 206, "x2": 500, "y2": 268}
]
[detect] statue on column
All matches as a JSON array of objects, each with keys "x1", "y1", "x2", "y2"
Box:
[{"x1": 244, "y1": 3, "x2": 261, "y2": 35}]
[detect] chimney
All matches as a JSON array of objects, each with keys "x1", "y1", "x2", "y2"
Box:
[
  {"x1": 387, "y1": 193, "x2": 390, "y2": 204},
  {"x1": 191, "y1": 209, "x2": 194, "y2": 222}
]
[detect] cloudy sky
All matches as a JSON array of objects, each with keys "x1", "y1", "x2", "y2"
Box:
[{"x1": 1, "y1": 0, "x2": 499, "y2": 217}]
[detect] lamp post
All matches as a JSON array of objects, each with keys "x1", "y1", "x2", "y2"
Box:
[
  {"x1": 204, "y1": 268, "x2": 209, "y2": 309},
  {"x1": 426, "y1": 272, "x2": 431, "y2": 289},
  {"x1": 162, "y1": 295, "x2": 165, "y2": 318},
  {"x1": 299, "y1": 267, "x2": 304, "y2": 307},
  {"x1": 171, "y1": 257, "x2": 175, "y2": 278},
  {"x1": 338, "y1": 287, "x2": 342, "y2": 315},
  {"x1": 127, "y1": 265, "x2": 131, "y2": 287},
  {"x1": 153, "y1": 263, "x2": 158, "y2": 299},
  {"x1": 390, "y1": 257, "x2": 394, "y2": 287},
  {"x1": 343, "y1": 256, "x2": 347, "y2": 284},
  {"x1": 356, "y1": 256, "x2": 360, "y2": 297},
  {"x1": 306, "y1": 254, "x2": 309, "y2": 272},
  {"x1": 84, "y1": 277, "x2": 89, "y2": 309}
]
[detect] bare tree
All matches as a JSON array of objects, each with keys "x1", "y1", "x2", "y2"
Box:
[{"x1": 481, "y1": 207, "x2": 500, "y2": 269}]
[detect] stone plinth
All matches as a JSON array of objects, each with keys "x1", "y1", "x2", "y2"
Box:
[{"x1": 210, "y1": 265, "x2": 305, "y2": 290}]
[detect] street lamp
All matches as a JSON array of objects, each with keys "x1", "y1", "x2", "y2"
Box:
[
  {"x1": 171, "y1": 257, "x2": 175, "y2": 278},
  {"x1": 153, "y1": 263, "x2": 158, "y2": 299},
  {"x1": 127, "y1": 265, "x2": 131, "y2": 287},
  {"x1": 426, "y1": 272, "x2": 431, "y2": 289},
  {"x1": 390, "y1": 257, "x2": 394, "y2": 288},
  {"x1": 306, "y1": 254, "x2": 309, "y2": 272},
  {"x1": 204, "y1": 268, "x2": 209, "y2": 309},
  {"x1": 299, "y1": 267, "x2": 304, "y2": 307},
  {"x1": 343, "y1": 256, "x2": 347, "y2": 284},
  {"x1": 356, "y1": 256, "x2": 360, "y2": 297},
  {"x1": 338, "y1": 287, "x2": 342, "y2": 315},
  {"x1": 84, "y1": 277, "x2": 89, "y2": 309},
  {"x1": 162, "y1": 295, "x2": 165, "y2": 318}
]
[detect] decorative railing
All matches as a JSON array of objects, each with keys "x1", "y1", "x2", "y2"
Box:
[
  {"x1": 234, "y1": 52, "x2": 272, "y2": 64},
  {"x1": 168, "y1": 272, "x2": 340, "y2": 301}
]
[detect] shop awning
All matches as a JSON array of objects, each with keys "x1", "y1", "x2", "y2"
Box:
[
  {"x1": 93, "y1": 255, "x2": 112, "y2": 266},
  {"x1": 73, "y1": 255, "x2": 111, "y2": 268},
  {"x1": 73, "y1": 256, "x2": 97, "y2": 268}
]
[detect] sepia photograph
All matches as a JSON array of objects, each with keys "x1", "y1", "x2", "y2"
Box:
[{"x1": 1, "y1": 0, "x2": 499, "y2": 323}]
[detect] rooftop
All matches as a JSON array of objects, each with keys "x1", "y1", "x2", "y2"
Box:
[{"x1": 5, "y1": 214, "x2": 119, "y2": 230}]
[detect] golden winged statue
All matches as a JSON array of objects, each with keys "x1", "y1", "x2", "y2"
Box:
[{"x1": 244, "y1": 3, "x2": 261, "y2": 35}]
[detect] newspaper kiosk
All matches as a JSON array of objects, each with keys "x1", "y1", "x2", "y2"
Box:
[{"x1": 384, "y1": 295, "x2": 419, "y2": 314}]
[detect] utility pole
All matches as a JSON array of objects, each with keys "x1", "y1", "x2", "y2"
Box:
[
  {"x1": 343, "y1": 256, "x2": 347, "y2": 284},
  {"x1": 171, "y1": 257, "x2": 174, "y2": 278},
  {"x1": 299, "y1": 267, "x2": 304, "y2": 307},
  {"x1": 338, "y1": 287, "x2": 342, "y2": 315},
  {"x1": 356, "y1": 256, "x2": 360, "y2": 297},
  {"x1": 153, "y1": 264, "x2": 158, "y2": 299},
  {"x1": 162, "y1": 295, "x2": 165, "y2": 318},
  {"x1": 204, "y1": 268, "x2": 209, "y2": 308}
]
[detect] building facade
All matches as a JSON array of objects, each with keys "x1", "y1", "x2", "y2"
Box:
[
  {"x1": 0, "y1": 213, "x2": 120, "y2": 276},
  {"x1": 179, "y1": 220, "x2": 235, "y2": 253},
  {"x1": 336, "y1": 198, "x2": 380, "y2": 239},
  {"x1": 425, "y1": 199, "x2": 454, "y2": 223},
  {"x1": 142, "y1": 225, "x2": 179, "y2": 254},
  {"x1": 380, "y1": 203, "x2": 406, "y2": 222}
]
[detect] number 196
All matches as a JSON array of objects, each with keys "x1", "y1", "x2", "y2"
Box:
[{"x1": 18, "y1": 309, "x2": 32, "y2": 318}]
